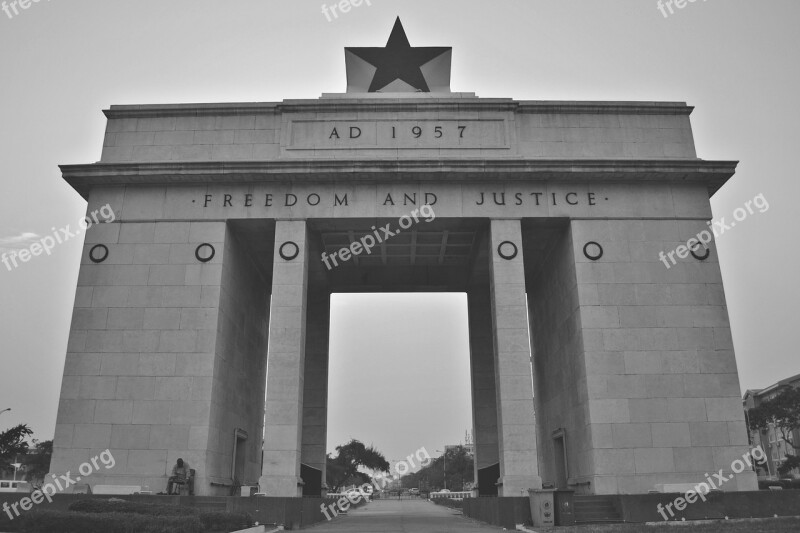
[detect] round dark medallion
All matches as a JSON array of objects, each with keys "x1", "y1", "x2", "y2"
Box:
[
  {"x1": 89, "y1": 244, "x2": 109, "y2": 264},
  {"x1": 279, "y1": 241, "x2": 300, "y2": 261},
  {"x1": 583, "y1": 241, "x2": 604, "y2": 261},
  {"x1": 497, "y1": 241, "x2": 518, "y2": 261},
  {"x1": 195, "y1": 243, "x2": 216, "y2": 263},
  {"x1": 690, "y1": 243, "x2": 710, "y2": 261}
]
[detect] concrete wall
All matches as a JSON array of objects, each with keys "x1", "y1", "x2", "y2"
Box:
[
  {"x1": 527, "y1": 224, "x2": 588, "y2": 491},
  {"x1": 515, "y1": 110, "x2": 696, "y2": 159},
  {"x1": 51, "y1": 217, "x2": 227, "y2": 493},
  {"x1": 571, "y1": 208, "x2": 757, "y2": 494},
  {"x1": 207, "y1": 226, "x2": 270, "y2": 489},
  {"x1": 468, "y1": 288, "x2": 500, "y2": 490},
  {"x1": 101, "y1": 113, "x2": 281, "y2": 163},
  {"x1": 98, "y1": 100, "x2": 697, "y2": 163},
  {"x1": 300, "y1": 284, "x2": 331, "y2": 492}
]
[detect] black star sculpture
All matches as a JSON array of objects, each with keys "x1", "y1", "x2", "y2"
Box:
[{"x1": 346, "y1": 18, "x2": 451, "y2": 93}]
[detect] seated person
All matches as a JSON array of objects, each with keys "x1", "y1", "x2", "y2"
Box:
[{"x1": 167, "y1": 458, "x2": 192, "y2": 495}]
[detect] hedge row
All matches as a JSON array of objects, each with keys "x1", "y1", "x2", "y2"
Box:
[
  {"x1": 67, "y1": 499, "x2": 252, "y2": 530},
  {"x1": 68, "y1": 499, "x2": 197, "y2": 516},
  {"x1": 0, "y1": 500, "x2": 254, "y2": 533},
  {"x1": 13, "y1": 511, "x2": 205, "y2": 533},
  {"x1": 431, "y1": 498, "x2": 463, "y2": 509},
  {"x1": 198, "y1": 511, "x2": 252, "y2": 531}
]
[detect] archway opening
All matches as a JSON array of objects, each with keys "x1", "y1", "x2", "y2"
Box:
[{"x1": 326, "y1": 292, "x2": 474, "y2": 495}]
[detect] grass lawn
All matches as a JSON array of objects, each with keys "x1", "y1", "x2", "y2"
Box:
[{"x1": 541, "y1": 517, "x2": 800, "y2": 532}]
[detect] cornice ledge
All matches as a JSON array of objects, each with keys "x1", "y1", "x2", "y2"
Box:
[
  {"x1": 101, "y1": 100, "x2": 694, "y2": 118},
  {"x1": 516, "y1": 101, "x2": 694, "y2": 115},
  {"x1": 60, "y1": 158, "x2": 736, "y2": 197}
]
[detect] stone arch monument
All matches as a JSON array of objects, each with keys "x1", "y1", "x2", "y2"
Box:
[{"x1": 51, "y1": 19, "x2": 756, "y2": 497}]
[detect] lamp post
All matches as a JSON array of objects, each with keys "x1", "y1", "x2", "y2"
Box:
[
  {"x1": 0, "y1": 408, "x2": 10, "y2": 416},
  {"x1": 436, "y1": 449, "x2": 447, "y2": 490},
  {"x1": 11, "y1": 462, "x2": 22, "y2": 482}
]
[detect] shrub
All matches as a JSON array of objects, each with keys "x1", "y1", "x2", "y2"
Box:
[
  {"x1": 431, "y1": 497, "x2": 463, "y2": 509},
  {"x1": 0, "y1": 511, "x2": 22, "y2": 532},
  {"x1": 199, "y1": 511, "x2": 252, "y2": 531},
  {"x1": 67, "y1": 499, "x2": 197, "y2": 517},
  {"x1": 16, "y1": 511, "x2": 204, "y2": 533}
]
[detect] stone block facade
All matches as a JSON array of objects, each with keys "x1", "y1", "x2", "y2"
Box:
[{"x1": 52, "y1": 94, "x2": 755, "y2": 496}]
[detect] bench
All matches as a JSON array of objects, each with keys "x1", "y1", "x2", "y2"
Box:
[
  {"x1": 169, "y1": 468, "x2": 196, "y2": 495},
  {"x1": 93, "y1": 485, "x2": 144, "y2": 495}
]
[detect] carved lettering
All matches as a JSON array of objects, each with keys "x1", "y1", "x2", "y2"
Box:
[{"x1": 197, "y1": 191, "x2": 605, "y2": 211}]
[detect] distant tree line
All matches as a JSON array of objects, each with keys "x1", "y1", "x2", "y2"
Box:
[
  {"x1": 748, "y1": 387, "x2": 800, "y2": 477},
  {"x1": 401, "y1": 445, "x2": 474, "y2": 492},
  {"x1": 0, "y1": 423, "x2": 52, "y2": 483}
]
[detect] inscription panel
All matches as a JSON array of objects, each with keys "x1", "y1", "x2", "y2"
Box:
[
  {"x1": 88, "y1": 183, "x2": 714, "y2": 222},
  {"x1": 287, "y1": 119, "x2": 509, "y2": 150}
]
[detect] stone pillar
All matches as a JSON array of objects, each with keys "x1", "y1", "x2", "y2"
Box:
[
  {"x1": 570, "y1": 218, "x2": 759, "y2": 494},
  {"x1": 300, "y1": 283, "x2": 331, "y2": 496},
  {"x1": 260, "y1": 221, "x2": 309, "y2": 496},
  {"x1": 489, "y1": 219, "x2": 542, "y2": 496},
  {"x1": 50, "y1": 220, "x2": 229, "y2": 495},
  {"x1": 468, "y1": 287, "x2": 500, "y2": 496}
]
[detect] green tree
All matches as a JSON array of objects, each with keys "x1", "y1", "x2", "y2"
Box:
[
  {"x1": 401, "y1": 446, "x2": 473, "y2": 492},
  {"x1": 0, "y1": 424, "x2": 33, "y2": 477},
  {"x1": 23, "y1": 440, "x2": 53, "y2": 484},
  {"x1": 778, "y1": 455, "x2": 800, "y2": 477},
  {"x1": 748, "y1": 387, "x2": 800, "y2": 451},
  {"x1": 325, "y1": 439, "x2": 390, "y2": 492},
  {"x1": 748, "y1": 387, "x2": 800, "y2": 477}
]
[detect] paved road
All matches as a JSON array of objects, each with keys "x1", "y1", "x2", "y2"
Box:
[{"x1": 306, "y1": 499, "x2": 503, "y2": 532}]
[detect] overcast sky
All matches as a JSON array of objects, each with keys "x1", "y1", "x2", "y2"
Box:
[{"x1": 0, "y1": 0, "x2": 798, "y2": 463}]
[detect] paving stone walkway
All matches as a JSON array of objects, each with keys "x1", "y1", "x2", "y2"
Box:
[{"x1": 306, "y1": 499, "x2": 504, "y2": 532}]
